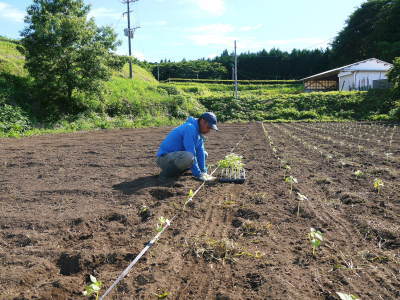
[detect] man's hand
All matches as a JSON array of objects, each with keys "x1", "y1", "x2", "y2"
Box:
[{"x1": 197, "y1": 173, "x2": 217, "y2": 182}]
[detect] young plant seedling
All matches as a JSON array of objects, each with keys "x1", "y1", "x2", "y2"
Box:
[
  {"x1": 156, "y1": 217, "x2": 171, "y2": 232},
  {"x1": 217, "y1": 153, "x2": 245, "y2": 182},
  {"x1": 354, "y1": 170, "x2": 364, "y2": 178},
  {"x1": 188, "y1": 189, "x2": 194, "y2": 200},
  {"x1": 296, "y1": 192, "x2": 308, "y2": 217},
  {"x1": 373, "y1": 178, "x2": 384, "y2": 194},
  {"x1": 385, "y1": 152, "x2": 393, "y2": 162},
  {"x1": 308, "y1": 228, "x2": 323, "y2": 256},
  {"x1": 184, "y1": 189, "x2": 195, "y2": 207},
  {"x1": 83, "y1": 275, "x2": 102, "y2": 300},
  {"x1": 336, "y1": 292, "x2": 360, "y2": 300},
  {"x1": 283, "y1": 165, "x2": 291, "y2": 179},
  {"x1": 154, "y1": 292, "x2": 170, "y2": 299},
  {"x1": 217, "y1": 153, "x2": 244, "y2": 170},
  {"x1": 139, "y1": 205, "x2": 151, "y2": 222},
  {"x1": 285, "y1": 176, "x2": 298, "y2": 195}
]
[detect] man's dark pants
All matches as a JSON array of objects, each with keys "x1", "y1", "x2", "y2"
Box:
[{"x1": 156, "y1": 151, "x2": 208, "y2": 177}]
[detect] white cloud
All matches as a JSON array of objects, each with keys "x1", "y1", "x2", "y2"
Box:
[
  {"x1": 88, "y1": 8, "x2": 121, "y2": 20},
  {"x1": 239, "y1": 24, "x2": 263, "y2": 32},
  {"x1": 114, "y1": 48, "x2": 145, "y2": 61},
  {"x1": 186, "y1": 0, "x2": 225, "y2": 16},
  {"x1": 133, "y1": 50, "x2": 146, "y2": 61},
  {"x1": 187, "y1": 24, "x2": 235, "y2": 46},
  {"x1": 186, "y1": 23, "x2": 328, "y2": 51},
  {"x1": 0, "y1": 2, "x2": 25, "y2": 22}
]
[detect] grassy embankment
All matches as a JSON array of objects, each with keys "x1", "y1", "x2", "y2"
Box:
[{"x1": 0, "y1": 37, "x2": 204, "y2": 137}]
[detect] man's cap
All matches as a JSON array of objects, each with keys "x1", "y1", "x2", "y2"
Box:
[{"x1": 200, "y1": 112, "x2": 218, "y2": 131}]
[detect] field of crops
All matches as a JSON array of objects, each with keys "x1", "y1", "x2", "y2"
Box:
[{"x1": 0, "y1": 122, "x2": 399, "y2": 299}]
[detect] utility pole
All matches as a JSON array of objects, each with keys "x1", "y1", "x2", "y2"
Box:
[
  {"x1": 234, "y1": 40, "x2": 238, "y2": 99},
  {"x1": 157, "y1": 64, "x2": 160, "y2": 81},
  {"x1": 122, "y1": 0, "x2": 139, "y2": 79},
  {"x1": 232, "y1": 64, "x2": 235, "y2": 97}
]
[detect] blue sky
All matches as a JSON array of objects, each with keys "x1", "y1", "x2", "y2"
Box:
[{"x1": 0, "y1": 0, "x2": 365, "y2": 62}]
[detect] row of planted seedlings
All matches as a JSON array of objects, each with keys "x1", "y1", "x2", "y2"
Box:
[
  {"x1": 83, "y1": 150, "x2": 253, "y2": 299},
  {"x1": 262, "y1": 122, "x2": 362, "y2": 300},
  {"x1": 292, "y1": 122, "x2": 397, "y2": 163},
  {"x1": 282, "y1": 121, "x2": 391, "y2": 169},
  {"x1": 310, "y1": 122, "x2": 398, "y2": 146},
  {"x1": 275, "y1": 123, "x2": 386, "y2": 195},
  {"x1": 296, "y1": 122, "x2": 398, "y2": 160},
  {"x1": 282, "y1": 122, "x2": 373, "y2": 161},
  {"x1": 262, "y1": 123, "x2": 322, "y2": 243},
  {"x1": 316, "y1": 122, "x2": 398, "y2": 145}
]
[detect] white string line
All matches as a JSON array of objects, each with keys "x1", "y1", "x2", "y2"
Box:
[
  {"x1": 100, "y1": 124, "x2": 252, "y2": 299},
  {"x1": 100, "y1": 216, "x2": 176, "y2": 300}
]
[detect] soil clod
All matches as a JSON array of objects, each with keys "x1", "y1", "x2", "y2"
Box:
[
  {"x1": 245, "y1": 273, "x2": 265, "y2": 291},
  {"x1": 235, "y1": 208, "x2": 260, "y2": 220},
  {"x1": 57, "y1": 253, "x2": 81, "y2": 276},
  {"x1": 106, "y1": 213, "x2": 128, "y2": 224},
  {"x1": 231, "y1": 218, "x2": 243, "y2": 228}
]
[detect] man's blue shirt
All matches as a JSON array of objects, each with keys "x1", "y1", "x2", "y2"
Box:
[{"x1": 157, "y1": 117, "x2": 207, "y2": 177}]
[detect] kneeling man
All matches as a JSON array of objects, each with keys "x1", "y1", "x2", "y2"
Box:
[{"x1": 156, "y1": 112, "x2": 218, "y2": 182}]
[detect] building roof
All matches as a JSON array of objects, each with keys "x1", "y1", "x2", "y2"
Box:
[{"x1": 302, "y1": 58, "x2": 393, "y2": 81}]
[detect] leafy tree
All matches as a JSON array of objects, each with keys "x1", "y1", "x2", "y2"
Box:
[
  {"x1": 154, "y1": 60, "x2": 228, "y2": 81},
  {"x1": 388, "y1": 57, "x2": 400, "y2": 98},
  {"x1": 20, "y1": 0, "x2": 125, "y2": 115},
  {"x1": 332, "y1": 0, "x2": 400, "y2": 65}
]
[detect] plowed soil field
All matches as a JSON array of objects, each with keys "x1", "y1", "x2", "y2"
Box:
[{"x1": 1, "y1": 122, "x2": 399, "y2": 299}]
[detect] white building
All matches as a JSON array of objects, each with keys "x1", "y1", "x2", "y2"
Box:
[{"x1": 302, "y1": 58, "x2": 393, "y2": 92}]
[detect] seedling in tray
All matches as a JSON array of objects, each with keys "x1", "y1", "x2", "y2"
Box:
[{"x1": 217, "y1": 153, "x2": 246, "y2": 184}]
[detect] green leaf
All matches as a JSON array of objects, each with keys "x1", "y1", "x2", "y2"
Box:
[{"x1": 155, "y1": 292, "x2": 170, "y2": 299}]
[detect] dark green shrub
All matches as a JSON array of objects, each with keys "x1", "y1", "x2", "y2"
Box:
[{"x1": 0, "y1": 103, "x2": 31, "y2": 133}]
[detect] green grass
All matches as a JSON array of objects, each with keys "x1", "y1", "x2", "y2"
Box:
[
  {"x1": 0, "y1": 114, "x2": 182, "y2": 138},
  {"x1": 165, "y1": 78, "x2": 301, "y2": 84},
  {"x1": 114, "y1": 63, "x2": 158, "y2": 83},
  {"x1": 172, "y1": 82, "x2": 302, "y2": 94},
  {"x1": 0, "y1": 38, "x2": 26, "y2": 77}
]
